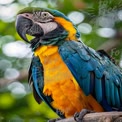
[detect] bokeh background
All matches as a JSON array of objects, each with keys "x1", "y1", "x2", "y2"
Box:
[{"x1": 0, "y1": 0, "x2": 122, "y2": 122}]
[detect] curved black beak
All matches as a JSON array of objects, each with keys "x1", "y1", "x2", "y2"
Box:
[{"x1": 16, "y1": 15, "x2": 33, "y2": 43}]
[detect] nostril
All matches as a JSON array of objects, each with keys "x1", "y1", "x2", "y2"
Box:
[{"x1": 25, "y1": 14, "x2": 29, "y2": 17}]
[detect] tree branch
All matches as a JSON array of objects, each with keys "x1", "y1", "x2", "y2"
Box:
[
  {"x1": 57, "y1": 112, "x2": 122, "y2": 122},
  {"x1": 97, "y1": 39, "x2": 121, "y2": 53},
  {"x1": 97, "y1": 30, "x2": 122, "y2": 53}
]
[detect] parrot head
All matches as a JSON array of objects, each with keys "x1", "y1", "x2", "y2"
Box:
[{"x1": 16, "y1": 7, "x2": 80, "y2": 50}]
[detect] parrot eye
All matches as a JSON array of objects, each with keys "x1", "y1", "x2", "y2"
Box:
[{"x1": 41, "y1": 12, "x2": 49, "y2": 18}]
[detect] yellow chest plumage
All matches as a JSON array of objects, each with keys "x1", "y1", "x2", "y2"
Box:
[{"x1": 34, "y1": 45, "x2": 103, "y2": 117}]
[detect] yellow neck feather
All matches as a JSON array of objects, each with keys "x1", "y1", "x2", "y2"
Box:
[
  {"x1": 34, "y1": 45, "x2": 58, "y2": 57},
  {"x1": 54, "y1": 17, "x2": 77, "y2": 41}
]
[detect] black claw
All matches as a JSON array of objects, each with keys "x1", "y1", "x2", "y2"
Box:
[
  {"x1": 74, "y1": 112, "x2": 81, "y2": 122},
  {"x1": 74, "y1": 109, "x2": 95, "y2": 122}
]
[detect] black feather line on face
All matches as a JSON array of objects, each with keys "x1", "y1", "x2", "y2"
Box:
[
  {"x1": 40, "y1": 24, "x2": 68, "y2": 45},
  {"x1": 30, "y1": 24, "x2": 68, "y2": 50}
]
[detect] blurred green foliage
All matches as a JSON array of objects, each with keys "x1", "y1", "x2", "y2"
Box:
[{"x1": 0, "y1": 0, "x2": 122, "y2": 122}]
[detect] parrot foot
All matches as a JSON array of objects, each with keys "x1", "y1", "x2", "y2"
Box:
[
  {"x1": 74, "y1": 109, "x2": 94, "y2": 122},
  {"x1": 48, "y1": 118, "x2": 62, "y2": 122}
]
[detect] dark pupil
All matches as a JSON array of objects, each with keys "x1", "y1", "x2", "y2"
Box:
[{"x1": 43, "y1": 13, "x2": 47, "y2": 17}]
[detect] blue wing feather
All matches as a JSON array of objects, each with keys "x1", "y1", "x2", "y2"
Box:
[
  {"x1": 82, "y1": 73, "x2": 91, "y2": 95},
  {"x1": 120, "y1": 87, "x2": 122, "y2": 103},
  {"x1": 95, "y1": 78, "x2": 102, "y2": 102},
  {"x1": 105, "y1": 79, "x2": 111, "y2": 105},
  {"x1": 114, "y1": 85, "x2": 121, "y2": 107},
  {"x1": 59, "y1": 40, "x2": 122, "y2": 111},
  {"x1": 111, "y1": 82, "x2": 115, "y2": 106}
]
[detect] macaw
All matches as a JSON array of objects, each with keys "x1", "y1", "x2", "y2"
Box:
[{"x1": 16, "y1": 7, "x2": 122, "y2": 121}]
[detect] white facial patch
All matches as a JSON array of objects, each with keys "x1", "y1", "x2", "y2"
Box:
[{"x1": 36, "y1": 22, "x2": 58, "y2": 35}]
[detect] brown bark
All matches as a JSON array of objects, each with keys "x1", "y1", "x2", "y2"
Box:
[
  {"x1": 57, "y1": 112, "x2": 122, "y2": 122},
  {"x1": 97, "y1": 39, "x2": 121, "y2": 53}
]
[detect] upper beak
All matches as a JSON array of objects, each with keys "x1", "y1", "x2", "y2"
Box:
[{"x1": 16, "y1": 15, "x2": 33, "y2": 43}]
